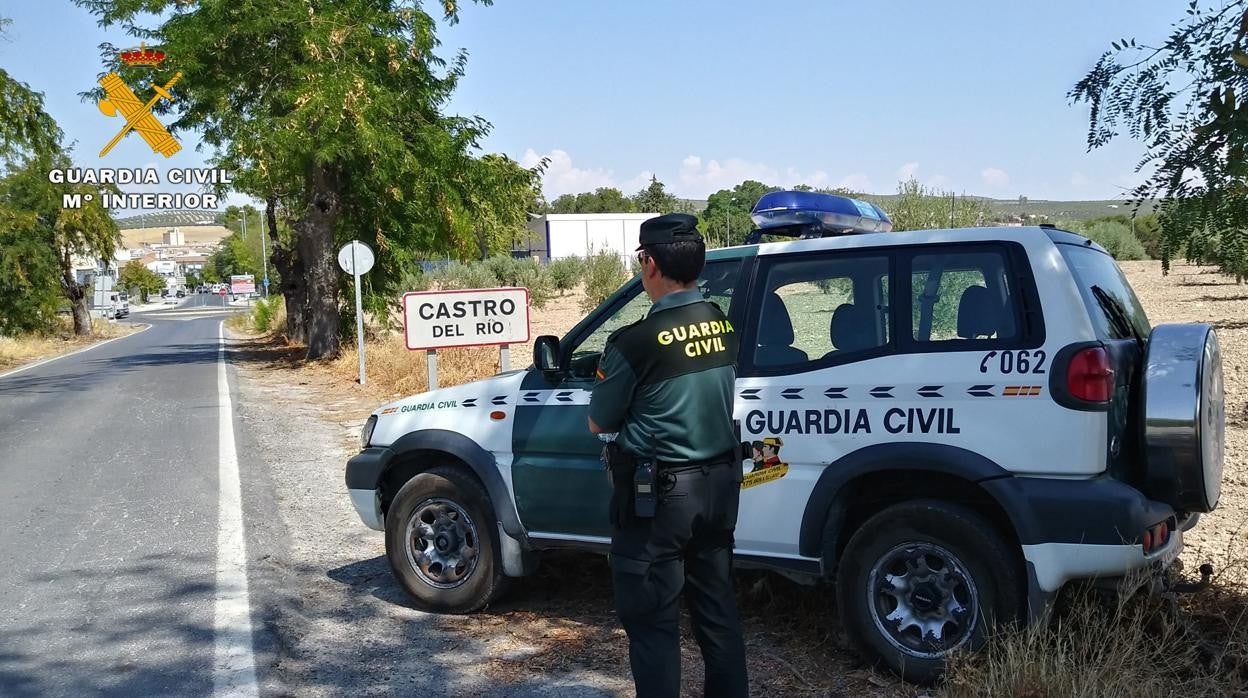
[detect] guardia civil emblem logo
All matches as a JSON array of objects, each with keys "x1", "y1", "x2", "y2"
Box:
[{"x1": 96, "y1": 43, "x2": 182, "y2": 158}]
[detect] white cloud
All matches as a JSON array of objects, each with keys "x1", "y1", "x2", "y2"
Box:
[
  {"x1": 677, "y1": 155, "x2": 781, "y2": 197},
  {"x1": 981, "y1": 167, "x2": 1010, "y2": 190},
  {"x1": 620, "y1": 171, "x2": 655, "y2": 195},
  {"x1": 676, "y1": 155, "x2": 845, "y2": 197},
  {"x1": 1070, "y1": 171, "x2": 1091, "y2": 188},
  {"x1": 897, "y1": 162, "x2": 920, "y2": 181},
  {"x1": 522, "y1": 148, "x2": 878, "y2": 200},
  {"x1": 521, "y1": 148, "x2": 622, "y2": 199}
]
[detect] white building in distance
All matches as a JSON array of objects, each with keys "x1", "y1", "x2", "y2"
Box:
[{"x1": 522, "y1": 213, "x2": 660, "y2": 264}]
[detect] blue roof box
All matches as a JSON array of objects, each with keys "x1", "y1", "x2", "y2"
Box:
[{"x1": 750, "y1": 190, "x2": 892, "y2": 235}]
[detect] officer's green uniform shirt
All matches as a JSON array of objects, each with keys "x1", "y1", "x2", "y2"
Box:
[{"x1": 589, "y1": 288, "x2": 739, "y2": 462}]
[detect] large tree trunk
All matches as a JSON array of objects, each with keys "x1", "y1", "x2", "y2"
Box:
[
  {"x1": 297, "y1": 164, "x2": 342, "y2": 359},
  {"x1": 60, "y1": 250, "x2": 91, "y2": 336},
  {"x1": 266, "y1": 197, "x2": 306, "y2": 342}
]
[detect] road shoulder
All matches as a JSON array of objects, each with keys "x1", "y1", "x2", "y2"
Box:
[
  {"x1": 224, "y1": 330, "x2": 903, "y2": 697},
  {"x1": 0, "y1": 322, "x2": 148, "y2": 378}
]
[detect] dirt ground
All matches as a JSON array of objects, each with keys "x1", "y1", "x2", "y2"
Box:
[
  {"x1": 233, "y1": 259, "x2": 1245, "y2": 696},
  {"x1": 1119, "y1": 262, "x2": 1248, "y2": 570}
]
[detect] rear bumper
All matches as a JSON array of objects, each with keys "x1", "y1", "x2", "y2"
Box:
[
  {"x1": 1022, "y1": 528, "x2": 1182, "y2": 594},
  {"x1": 982, "y1": 474, "x2": 1186, "y2": 619}
]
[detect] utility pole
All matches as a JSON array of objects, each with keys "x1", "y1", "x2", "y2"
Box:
[
  {"x1": 241, "y1": 209, "x2": 247, "y2": 241},
  {"x1": 949, "y1": 193, "x2": 956, "y2": 227}
]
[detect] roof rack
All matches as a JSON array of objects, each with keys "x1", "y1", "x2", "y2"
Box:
[{"x1": 744, "y1": 190, "x2": 892, "y2": 245}]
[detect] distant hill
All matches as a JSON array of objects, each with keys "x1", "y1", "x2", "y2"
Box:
[
  {"x1": 119, "y1": 225, "x2": 232, "y2": 248},
  {"x1": 861, "y1": 194, "x2": 1154, "y2": 223},
  {"x1": 979, "y1": 197, "x2": 1156, "y2": 223},
  {"x1": 113, "y1": 210, "x2": 224, "y2": 229}
]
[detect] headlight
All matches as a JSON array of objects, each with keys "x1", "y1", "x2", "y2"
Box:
[{"x1": 361, "y1": 415, "x2": 378, "y2": 449}]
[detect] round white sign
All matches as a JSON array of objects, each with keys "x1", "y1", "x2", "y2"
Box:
[{"x1": 337, "y1": 240, "x2": 375, "y2": 275}]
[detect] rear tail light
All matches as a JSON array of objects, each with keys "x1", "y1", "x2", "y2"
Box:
[
  {"x1": 1067, "y1": 347, "x2": 1115, "y2": 403},
  {"x1": 1142, "y1": 521, "x2": 1172, "y2": 554}
]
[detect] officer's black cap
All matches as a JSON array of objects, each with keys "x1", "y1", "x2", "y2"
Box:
[{"x1": 636, "y1": 213, "x2": 703, "y2": 250}]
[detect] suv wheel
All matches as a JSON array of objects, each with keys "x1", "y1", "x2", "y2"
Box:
[
  {"x1": 385, "y1": 465, "x2": 506, "y2": 613},
  {"x1": 836, "y1": 499, "x2": 1021, "y2": 685}
]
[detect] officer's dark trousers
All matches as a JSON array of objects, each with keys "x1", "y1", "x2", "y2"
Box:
[{"x1": 610, "y1": 463, "x2": 748, "y2": 697}]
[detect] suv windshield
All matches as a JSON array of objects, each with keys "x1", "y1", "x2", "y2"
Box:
[{"x1": 1058, "y1": 244, "x2": 1150, "y2": 341}]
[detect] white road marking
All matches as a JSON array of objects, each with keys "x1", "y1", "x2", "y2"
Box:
[
  {"x1": 214, "y1": 321, "x2": 259, "y2": 696},
  {"x1": 0, "y1": 323, "x2": 152, "y2": 380}
]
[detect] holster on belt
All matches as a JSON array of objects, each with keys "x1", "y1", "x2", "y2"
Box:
[{"x1": 602, "y1": 442, "x2": 636, "y2": 526}]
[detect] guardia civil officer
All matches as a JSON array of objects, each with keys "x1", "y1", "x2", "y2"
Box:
[{"x1": 588, "y1": 213, "x2": 748, "y2": 697}]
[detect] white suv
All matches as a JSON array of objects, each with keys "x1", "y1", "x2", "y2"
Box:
[{"x1": 346, "y1": 192, "x2": 1224, "y2": 682}]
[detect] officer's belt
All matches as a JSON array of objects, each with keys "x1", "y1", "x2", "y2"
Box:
[{"x1": 655, "y1": 449, "x2": 736, "y2": 472}]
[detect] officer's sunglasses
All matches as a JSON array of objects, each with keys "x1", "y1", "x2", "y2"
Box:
[{"x1": 635, "y1": 249, "x2": 650, "y2": 267}]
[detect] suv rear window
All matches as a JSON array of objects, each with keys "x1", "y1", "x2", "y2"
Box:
[{"x1": 1058, "y1": 244, "x2": 1150, "y2": 340}]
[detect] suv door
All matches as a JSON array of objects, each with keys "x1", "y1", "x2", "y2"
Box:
[{"x1": 512, "y1": 255, "x2": 749, "y2": 537}]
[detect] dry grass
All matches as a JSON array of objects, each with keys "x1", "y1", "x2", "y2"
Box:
[
  {"x1": 945, "y1": 551, "x2": 1248, "y2": 697},
  {"x1": 0, "y1": 318, "x2": 140, "y2": 371},
  {"x1": 325, "y1": 338, "x2": 500, "y2": 399}
]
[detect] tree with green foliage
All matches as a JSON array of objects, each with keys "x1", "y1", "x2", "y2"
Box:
[
  {"x1": 210, "y1": 233, "x2": 262, "y2": 281},
  {"x1": 0, "y1": 18, "x2": 61, "y2": 164},
  {"x1": 118, "y1": 259, "x2": 164, "y2": 302},
  {"x1": 548, "y1": 256, "x2": 585, "y2": 294},
  {"x1": 547, "y1": 187, "x2": 636, "y2": 214},
  {"x1": 1071, "y1": 220, "x2": 1148, "y2": 260},
  {"x1": 459, "y1": 154, "x2": 545, "y2": 261},
  {"x1": 633, "y1": 175, "x2": 678, "y2": 214},
  {"x1": 701, "y1": 180, "x2": 780, "y2": 247},
  {"x1": 878, "y1": 179, "x2": 993, "y2": 232},
  {"x1": 1085, "y1": 214, "x2": 1162, "y2": 258},
  {"x1": 0, "y1": 204, "x2": 62, "y2": 335},
  {"x1": 0, "y1": 150, "x2": 119, "y2": 335},
  {"x1": 78, "y1": 0, "x2": 522, "y2": 358},
  {"x1": 1071, "y1": 1, "x2": 1248, "y2": 279}
]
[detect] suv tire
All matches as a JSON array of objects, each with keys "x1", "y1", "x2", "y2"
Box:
[
  {"x1": 836, "y1": 499, "x2": 1021, "y2": 685},
  {"x1": 385, "y1": 465, "x2": 507, "y2": 613}
]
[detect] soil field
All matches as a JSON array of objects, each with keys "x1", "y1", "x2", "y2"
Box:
[{"x1": 1120, "y1": 262, "x2": 1247, "y2": 570}]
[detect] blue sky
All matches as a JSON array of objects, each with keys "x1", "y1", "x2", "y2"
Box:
[{"x1": 1, "y1": 1, "x2": 1181, "y2": 207}]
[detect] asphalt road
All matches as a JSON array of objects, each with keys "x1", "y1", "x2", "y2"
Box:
[
  {"x1": 0, "y1": 306, "x2": 248, "y2": 696},
  {"x1": 0, "y1": 297, "x2": 622, "y2": 697}
]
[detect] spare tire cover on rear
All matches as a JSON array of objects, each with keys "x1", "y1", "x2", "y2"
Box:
[{"x1": 1142, "y1": 323, "x2": 1224, "y2": 513}]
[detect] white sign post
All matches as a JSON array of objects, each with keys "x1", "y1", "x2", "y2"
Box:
[
  {"x1": 337, "y1": 241, "x2": 376, "y2": 386},
  {"x1": 402, "y1": 287, "x2": 531, "y2": 390}
]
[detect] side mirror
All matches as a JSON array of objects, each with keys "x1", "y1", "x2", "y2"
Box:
[{"x1": 533, "y1": 335, "x2": 561, "y2": 372}]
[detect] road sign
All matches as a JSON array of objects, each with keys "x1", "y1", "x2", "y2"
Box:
[
  {"x1": 218, "y1": 287, "x2": 227, "y2": 297},
  {"x1": 337, "y1": 241, "x2": 375, "y2": 276},
  {"x1": 338, "y1": 241, "x2": 375, "y2": 386},
  {"x1": 402, "y1": 288, "x2": 531, "y2": 351},
  {"x1": 230, "y1": 274, "x2": 255, "y2": 295}
]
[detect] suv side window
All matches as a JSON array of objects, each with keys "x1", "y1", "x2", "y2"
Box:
[
  {"x1": 1058, "y1": 243, "x2": 1150, "y2": 340},
  {"x1": 749, "y1": 253, "x2": 891, "y2": 370},
  {"x1": 910, "y1": 250, "x2": 1019, "y2": 343},
  {"x1": 567, "y1": 258, "x2": 745, "y2": 378}
]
